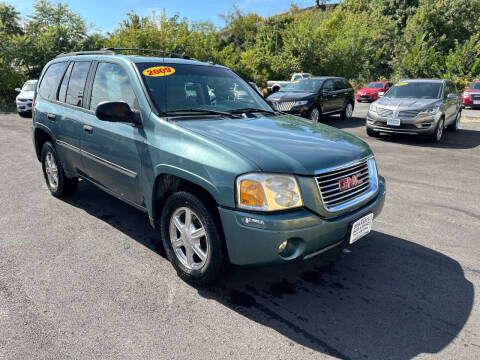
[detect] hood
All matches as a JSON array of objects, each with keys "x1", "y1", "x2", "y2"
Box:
[
  {"x1": 359, "y1": 88, "x2": 382, "y2": 94},
  {"x1": 16, "y1": 91, "x2": 34, "y2": 100},
  {"x1": 176, "y1": 114, "x2": 371, "y2": 175},
  {"x1": 466, "y1": 89, "x2": 480, "y2": 93},
  {"x1": 375, "y1": 97, "x2": 441, "y2": 111},
  {"x1": 267, "y1": 91, "x2": 316, "y2": 101}
]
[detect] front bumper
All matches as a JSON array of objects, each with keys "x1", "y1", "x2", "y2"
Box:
[
  {"x1": 366, "y1": 110, "x2": 440, "y2": 135},
  {"x1": 16, "y1": 100, "x2": 33, "y2": 113},
  {"x1": 219, "y1": 176, "x2": 386, "y2": 266}
]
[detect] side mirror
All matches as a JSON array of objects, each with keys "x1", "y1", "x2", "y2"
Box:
[
  {"x1": 447, "y1": 93, "x2": 459, "y2": 99},
  {"x1": 15, "y1": 88, "x2": 21, "y2": 92},
  {"x1": 95, "y1": 101, "x2": 139, "y2": 124}
]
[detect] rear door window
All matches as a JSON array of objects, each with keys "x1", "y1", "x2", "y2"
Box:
[
  {"x1": 66, "y1": 61, "x2": 91, "y2": 107},
  {"x1": 90, "y1": 62, "x2": 137, "y2": 111},
  {"x1": 38, "y1": 62, "x2": 68, "y2": 100},
  {"x1": 323, "y1": 80, "x2": 334, "y2": 92}
]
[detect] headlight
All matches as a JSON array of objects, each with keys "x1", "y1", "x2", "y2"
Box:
[
  {"x1": 369, "y1": 104, "x2": 378, "y2": 113},
  {"x1": 419, "y1": 107, "x2": 440, "y2": 115},
  {"x1": 236, "y1": 173, "x2": 303, "y2": 211},
  {"x1": 294, "y1": 100, "x2": 308, "y2": 106}
]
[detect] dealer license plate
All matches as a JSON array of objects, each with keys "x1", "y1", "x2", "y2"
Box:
[
  {"x1": 349, "y1": 213, "x2": 374, "y2": 244},
  {"x1": 387, "y1": 118, "x2": 400, "y2": 126}
]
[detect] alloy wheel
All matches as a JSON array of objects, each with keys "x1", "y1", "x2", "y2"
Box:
[
  {"x1": 345, "y1": 103, "x2": 353, "y2": 119},
  {"x1": 169, "y1": 207, "x2": 209, "y2": 270},
  {"x1": 436, "y1": 119, "x2": 444, "y2": 142},
  {"x1": 310, "y1": 108, "x2": 320, "y2": 122},
  {"x1": 44, "y1": 152, "x2": 59, "y2": 191}
]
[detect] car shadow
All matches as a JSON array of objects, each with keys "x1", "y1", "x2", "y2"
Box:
[
  {"x1": 198, "y1": 231, "x2": 473, "y2": 359},
  {"x1": 374, "y1": 127, "x2": 480, "y2": 149},
  {"x1": 321, "y1": 115, "x2": 367, "y2": 129},
  {"x1": 63, "y1": 182, "x2": 474, "y2": 360}
]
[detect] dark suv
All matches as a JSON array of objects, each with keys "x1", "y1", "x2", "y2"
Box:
[
  {"x1": 32, "y1": 49, "x2": 385, "y2": 285},
  {"x1": 266, "y1": 77, "x2": 355, "y2": 122}
]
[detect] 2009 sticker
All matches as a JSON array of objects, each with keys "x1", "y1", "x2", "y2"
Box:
[
  {"x1": 143, "y1": 66, "x2": 175, "y2": 77},
  {"x1": 396, "y1": 82, "x2": 408, "y2": 86}
]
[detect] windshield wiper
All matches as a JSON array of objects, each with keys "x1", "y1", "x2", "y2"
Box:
[
  {"x1": 229, "y1": 107, "x2": 277, "y2": 115},
  {"x1": 167, "y1": 108, "x2": 239, "y2": 118}
]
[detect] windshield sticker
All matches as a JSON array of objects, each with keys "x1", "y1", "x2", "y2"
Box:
[
  {"x1": 143, "y1": 66, "x2": 175, "y2": 77},
  {"x1": 396, "y1": 82, "x2": 408, "y2": 86}
]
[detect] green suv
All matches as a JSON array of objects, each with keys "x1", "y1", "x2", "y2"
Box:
[{"x1": 32, "y1": 49, "x2": 386, "y2": 285}]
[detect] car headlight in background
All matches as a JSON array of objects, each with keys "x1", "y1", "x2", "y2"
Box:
[
  {"x1": 236, "y1": 173, "x2": 303, "y2": 211},
  {"x1": 419, "y1": 107, "x2": 440, "y2": 115},
  {"x1": 294, "y1": 100, "x2": 308, "y2": 106},
  {"x1": 462, "y1": 92, "x2": 469, "y2": 98},
  {"x1": 369, "y1": 104, "x2": 378, "y2": 113}
]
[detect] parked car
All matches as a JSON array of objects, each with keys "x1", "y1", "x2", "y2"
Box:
[
  {"x1": 15, "y1": 80, "x2": 38, "y2": 117},
  {"x1": 32, "y1": 49, "x2": 385, "y2": 285},
  {"x1": 356, "y1": 81, "x2": 392, "y2": 102},
  {"x1": 267, "y1": 72, "x2": 312, "y2": 93},
  {"x1": 366, "y1": 79, "x2": 461, "y2": 142},
  {"x1": 266, "y1": 77, "x2": 355, "y2": 122},
  {"x1": 461, "y1": 80, "x2": 480, "y2": 108}
]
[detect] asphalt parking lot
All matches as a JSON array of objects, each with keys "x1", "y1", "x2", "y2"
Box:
[{"x1": 0, "y1": 104, "x2": 479, "y2": 360}]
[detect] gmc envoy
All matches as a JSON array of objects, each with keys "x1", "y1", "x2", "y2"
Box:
[{"x1": 32, "y1": 49, "x2": 386, "y2": 285}]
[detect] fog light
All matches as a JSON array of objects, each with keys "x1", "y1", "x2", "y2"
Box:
[{"x1": 278, "y1": 241, "x2": 288, "y2": 253}]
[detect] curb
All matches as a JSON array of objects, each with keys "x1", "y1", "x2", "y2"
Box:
[{"x1": 461, "y1": 115, "x2": 480, "y2": 123}]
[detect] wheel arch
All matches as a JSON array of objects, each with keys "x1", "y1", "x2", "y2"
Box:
[
  {"x1": 34, "y1": 127, "x2": 55, "y2": 162},
  {"x1": 149, "y1": 169, "x2": 223, "y2": 230}
]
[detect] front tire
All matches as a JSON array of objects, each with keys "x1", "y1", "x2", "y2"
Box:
[
  {"x1": 366, "y1": 127, "x2": 378, "y2": 137},
  {"x1": 430, "y1": 118, "x2": 445, "y2": 143},
  {"x1": 308, "y1": 106, "x2": 321, "y2": 122},
  {"x1": 160, "y1": 192, "x2": 225, "y2": 285},
  {"x1": 41, "y1": 141, "x2": 78, "y2": 197}
]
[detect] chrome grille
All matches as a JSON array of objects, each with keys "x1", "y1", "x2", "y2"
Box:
[
  {"x1": 377, "y1": 108, "x2": 393, "y2": 118},
  {"x1": 398, "y1": 109, "x2": 421, "y2": 118},
  {"x1": 316, "y1": 159, "x2": 372, "y2": 211},
  {"x1": 271, "y1": 101, "x2": 295, "y2": 112}
]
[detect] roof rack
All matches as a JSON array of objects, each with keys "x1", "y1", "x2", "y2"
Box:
[{"x1": 56, "y1": 48, "x2": 194, "y2": 60}]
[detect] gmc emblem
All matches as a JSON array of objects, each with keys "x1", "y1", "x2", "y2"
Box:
[{"x1": 339, "y1": 173, "x2": 363, "y2": 191}]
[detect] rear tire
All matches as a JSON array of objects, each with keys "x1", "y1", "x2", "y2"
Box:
[
  {"x1": 447, "y1": 110, "x2": 461, "y2": 131},
  {"x1": 341, "y1": 101, "x2": 354, "y2": 120},
  {"x1": 160, "y1": 191, "x2": 225, "y2": 286},
  {"x1": 41, "y1": 142, "x2": 78, "y2": 198}
]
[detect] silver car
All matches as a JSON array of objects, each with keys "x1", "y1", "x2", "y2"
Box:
[
  {"x1": 366, "y1": 79, "x2": 462, "y2": 142},
  {"x1": 15, "y1": 80, "x2": 38, "y2": 117}
]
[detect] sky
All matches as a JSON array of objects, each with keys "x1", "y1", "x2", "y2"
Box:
[{"x1": 9, "y1": 0, "x2": 319, "y2": 32}]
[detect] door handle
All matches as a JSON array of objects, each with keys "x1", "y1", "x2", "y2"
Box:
[
  {"x1": 47, "y1": 113, "x2": 56, "y2": 121},
  {"x1": 83, "y1": 125, "x2": 93, "y2": 134}
]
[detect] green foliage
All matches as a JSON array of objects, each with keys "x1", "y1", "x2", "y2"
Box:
[{"x1": 1, "y1": 0, "x2": 480, "y2": 109}]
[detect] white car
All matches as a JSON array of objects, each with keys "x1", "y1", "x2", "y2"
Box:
[{"x1": 15, "y1": 80, "x2": 38, "y2": 117}]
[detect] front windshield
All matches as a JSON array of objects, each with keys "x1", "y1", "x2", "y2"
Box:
[
  {"x1": 470, "y1": 82, "x2": 480, "y2": 89},
  {"x1": 136, "y1": 62, "x2": 272, "y2": 114},
  {"x1": 385, "y1": 82, "x2": 443, "y2": 99},
  {"x1": 365, "y1": 83, "x2": 384, "y2": 89},
  {"x1": 282, "y1": 79, "x2": 324, "y2": 93},
  {"x1": 22, "y1": 83, "x2": 37, "y2": 91}
]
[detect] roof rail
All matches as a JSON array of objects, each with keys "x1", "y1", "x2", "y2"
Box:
[
  {"x1": 55, "y1": 49, "x2": 115, "y2": 58},
  {"x1": 103, "y1": 48, "x2": 193, "y2": 60},
  {"x1": 56, "y1": 48, "x2": 195, "y2": 60}
]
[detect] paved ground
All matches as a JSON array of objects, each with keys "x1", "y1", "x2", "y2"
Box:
[{"x1": 0, "y1": 106, "x2": 479, "y2": 360}]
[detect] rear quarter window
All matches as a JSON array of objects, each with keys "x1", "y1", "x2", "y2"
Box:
[{"x1": 38, "y1": 62, "x2": 68, "y2": 100}]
